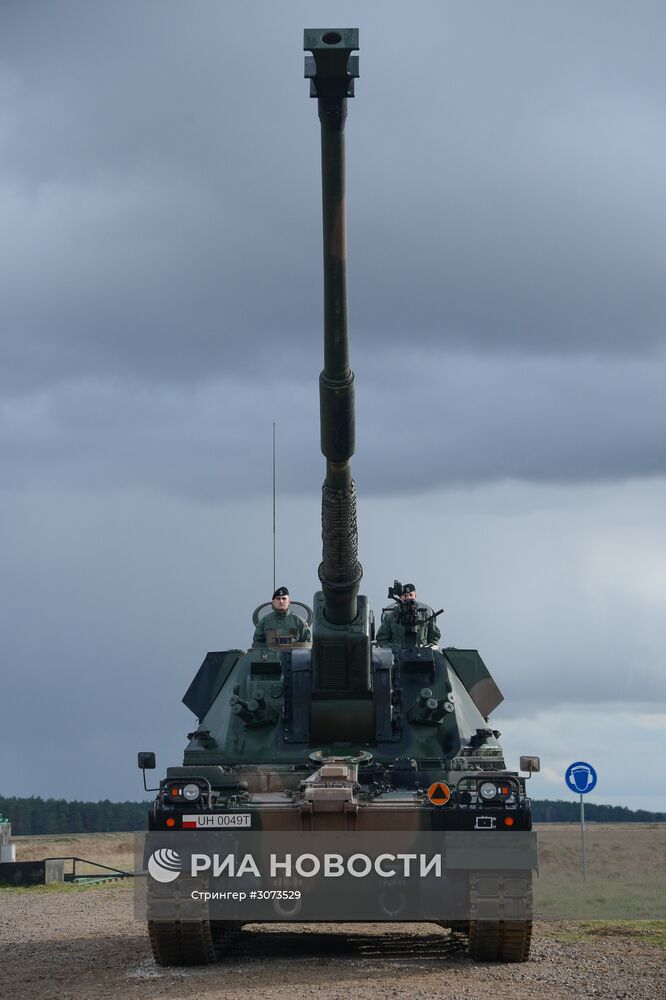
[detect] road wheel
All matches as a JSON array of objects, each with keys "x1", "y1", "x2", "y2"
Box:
[
  {"x1": 148, "y1": 920, "x2": 217, "y2": 965},
  {"x1": 468, "y1": 871, "x2": 533, "y2": 963}
]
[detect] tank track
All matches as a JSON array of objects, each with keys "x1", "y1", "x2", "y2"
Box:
[
  {"x1": 148, "y1": 920, "x2": 240, "y2": 966},
  {"x1": 467, "y1": 871, "x2": 533, "y2": 962}
]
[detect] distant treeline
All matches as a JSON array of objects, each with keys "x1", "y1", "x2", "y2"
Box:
[
  {"x1": 531, "y1": 799, "x2": 665, "y2": 823},
  {"x1": 0, "y1": 797, "x2": 150, "y2": 835},
  {"x1": 1, "y1": 795, "x2": 664, "y2": 836}
]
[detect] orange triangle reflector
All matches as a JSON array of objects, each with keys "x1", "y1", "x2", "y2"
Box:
[{"x1": 427, "y1": 781, "x2": 451, "y2": 805}]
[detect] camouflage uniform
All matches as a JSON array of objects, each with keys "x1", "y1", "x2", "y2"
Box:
[
  {"x1": 253, "y1": 610, "x2": 311, "y2": 646},
  {"x1": 376, "y1": 602, "x2": 440, "y2": 648}
]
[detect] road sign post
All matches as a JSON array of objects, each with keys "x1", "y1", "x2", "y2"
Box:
[
  {"x1": 565, "y1": 761, "x2": 597, "y2": 881},
  {"x1": 580, "y1": 794, "x2": 587, "y2": 879}
]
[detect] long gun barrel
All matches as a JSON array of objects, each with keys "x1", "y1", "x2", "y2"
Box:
[{"x1": 304, "y1": 29, "x2": 362, "y2": 626}]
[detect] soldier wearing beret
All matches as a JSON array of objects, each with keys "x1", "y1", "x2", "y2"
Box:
[
  {"x1": 376, "y1": 582, "x2": 441, "y2": 648},
  {"x1": 252, "y1": 587, "x2": 311, "y2": 647}
]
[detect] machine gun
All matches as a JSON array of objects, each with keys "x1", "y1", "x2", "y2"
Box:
[{"x1": 385, "y1": 579, "x2": 444, "y2": 635}]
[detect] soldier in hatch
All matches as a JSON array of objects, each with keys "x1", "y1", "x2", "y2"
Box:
[
  {"x1": 376, "y1": 582, "x2": 441, "y2": 648},
  {"x1": 252, "y1": 586, "x2": 311, "y2": 647}
]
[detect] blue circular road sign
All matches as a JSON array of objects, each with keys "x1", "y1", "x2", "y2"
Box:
[{"x1": 565, "y1": 761, "x2": 597, "y2": 794}]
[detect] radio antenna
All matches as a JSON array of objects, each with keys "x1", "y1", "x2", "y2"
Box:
[{"x1": 272, "y1": 420, "x2": 276, "y2": 593}]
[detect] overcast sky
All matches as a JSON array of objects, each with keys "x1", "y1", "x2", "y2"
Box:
[{"x1": 1, "y1": 2, "x2": 665, "y2": 812}]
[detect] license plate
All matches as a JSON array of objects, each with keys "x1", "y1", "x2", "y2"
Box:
[{"x1": 182, "y1": 813, "x2": 251, "y2": 829}]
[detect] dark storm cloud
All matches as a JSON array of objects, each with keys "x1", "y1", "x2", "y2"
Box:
[
  {"x1": 2, "y1": 348, "x2": 665, "y2": 495},
  {"x1": 1, "y1": 1, "x2": 665, "y2": 489},
  {"x1": 358, "y1": 349, "x2": 666, "y2": 490}
]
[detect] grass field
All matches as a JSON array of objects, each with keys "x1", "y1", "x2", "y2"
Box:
[{"x1": 534, "y1": 822, "x2": 666, "y2": 919}]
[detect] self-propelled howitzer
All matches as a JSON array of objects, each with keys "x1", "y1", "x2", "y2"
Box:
[{"x1": 139, "y1": 29, "x2": 539, "y2": 967}]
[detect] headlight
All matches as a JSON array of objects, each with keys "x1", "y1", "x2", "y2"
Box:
[
  {"x1": 183, "y1": 783, "x2": 201, "y2": 801},
  {"x1": 479, "y1": 781, "x2": 497, "y2": 800}
]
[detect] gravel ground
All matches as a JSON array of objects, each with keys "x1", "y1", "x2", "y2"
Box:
[{"x1": 1, "y1": 883, "x2": 664, "y2": 1000}]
